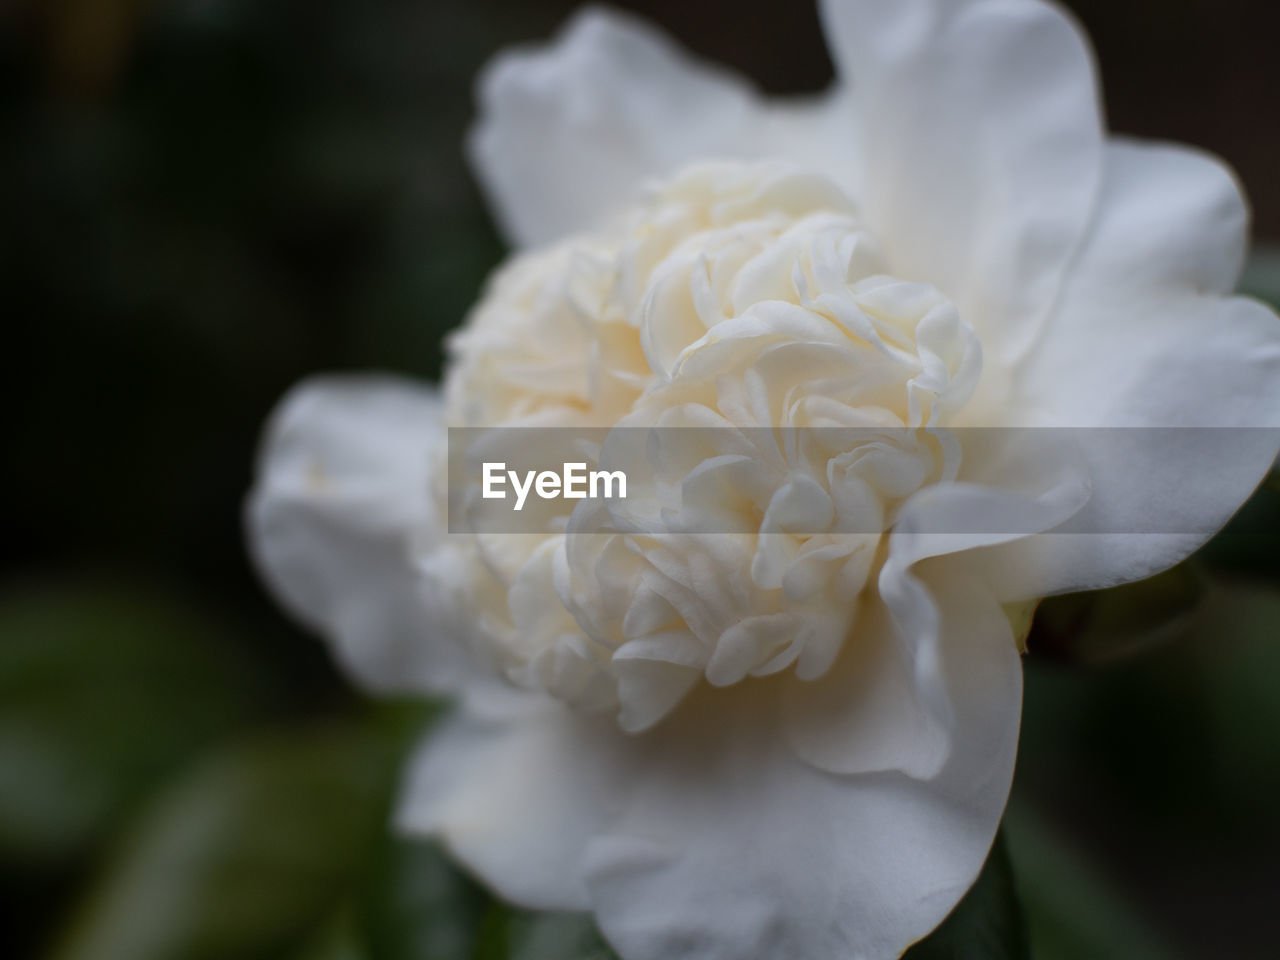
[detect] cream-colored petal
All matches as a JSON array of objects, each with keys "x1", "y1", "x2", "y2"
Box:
[
  {"x1": 396, "y1": 683, "x2": 633, "y2": 911},
  {"x1": 247, "y1": 376, "x2": 466, "y2": 694},
  {"x1": 586, "y1": 571, "x2": 1020, "y2": 960},
  {"x1": 819, "y1": 0, "x2": 1104, "y2": 363},
  {"x1": 991, "y1": 141, "x2": 1280, "y2": 596},
  {"x1": 469, "y1": 6, "x2": 854, "y2": 247}
]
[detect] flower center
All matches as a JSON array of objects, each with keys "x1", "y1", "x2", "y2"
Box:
[{"x1": 432, "y1": 162, "x2": 983, "y2": 730}]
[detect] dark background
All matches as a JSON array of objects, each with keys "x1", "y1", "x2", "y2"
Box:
[{"x1": 2, "y1": 2, "x2": 1278, "y2": 959}]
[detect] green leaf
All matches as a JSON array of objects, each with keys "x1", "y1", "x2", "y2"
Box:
[
  {"x1": 1002, "y1": 803, "x2": 1182, "y2": 960},
  {"x1": 1239, "y1": 245, "x2": 1280, "y2": 310},
  {"x1": 903, "y1": 831, "x2": 1030, "y2": 960},
  {"x1": 1011, "y1": 579, "x2": 1280, "y2": 960},
  {"x1": 1193, "y1": 585, "x2": 1280, "y2": 812},
  {"x1": 471, "y1": 903, "x2": 617, "y2": 960},
  {"x1": 49, "y1": 721, "x2": 402, "y2": 960},
  {"x1": 1028, "y1": 563, "x2": 1206, "y2": 665},
  {"x1": 1021, "y1": 579, "x2": 1280, "y2": 828},
  {"x1": 360, "y1": 838, "x2": 489, "y2": 960},
  {"x1": 1195, "y1": 472, "x2": 1280, "y2": 578},
  {"x1": 0, "y1": 578, "x2": 266, "y2": 868},
  {"x1": 290, "y1": 907, "x2": 370, "y2": 960},
  {"x1": 497, "y1": 911, "x2": 618, "y2": 960}
]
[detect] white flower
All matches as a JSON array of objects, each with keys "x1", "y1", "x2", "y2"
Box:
[{"x1": 246, "y1": 2, "x2": 1280, "y2": 958}]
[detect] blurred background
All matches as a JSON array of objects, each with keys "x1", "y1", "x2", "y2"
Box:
[{"x1": 2, "y1": 1, "x2": 1278, "y2": 958}]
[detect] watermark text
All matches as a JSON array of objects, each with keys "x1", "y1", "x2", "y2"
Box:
[{"x1": 481, "y1": 462, "x2": 627, "y2": 511}]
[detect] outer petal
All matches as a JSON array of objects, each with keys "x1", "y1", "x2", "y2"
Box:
[
  {"x1": 818, "y1": 0, "x2": 1103, "y2": 363},
  {"x1": 781, "y1": 444, "x2": 1087, "y2": 780},
  {"x1": 991, "y1": 141, "x2": 1280, "y2": 595},
  {"x1": 469, "y1": 6, "x2": 855, "y2": 247},
  {"x1": 396, "y1": 683, "x2": 633, "y2": 911},
  {"x1": 584, "y1": 571, "x2": 1021, "y2": 960},
  {"x1": 393, "y1": 577, "x2": 1019, "y2": 960},
  {"x1": 246, "y1": 375, "x2": 464, "y2": 693},
  {"x1": 779, "y1": 596, "x2": 950, "y2": 780}
]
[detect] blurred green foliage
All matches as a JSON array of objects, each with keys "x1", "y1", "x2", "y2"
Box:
[
  {"x1": 902, "y1": 835, "x2": 1029, "y2": 960},
  {"x1": 2, "y1": 1, "x2": 1279, "y2": 958}
]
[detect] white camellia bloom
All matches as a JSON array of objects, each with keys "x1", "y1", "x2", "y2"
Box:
[{"x1": 247, "y1": 1, "x2": 1280, "y2": 958}]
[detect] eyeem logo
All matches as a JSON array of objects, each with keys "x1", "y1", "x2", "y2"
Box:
[{"x1": 482, "y1": 462, "x2": 627, "y2": 511}]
